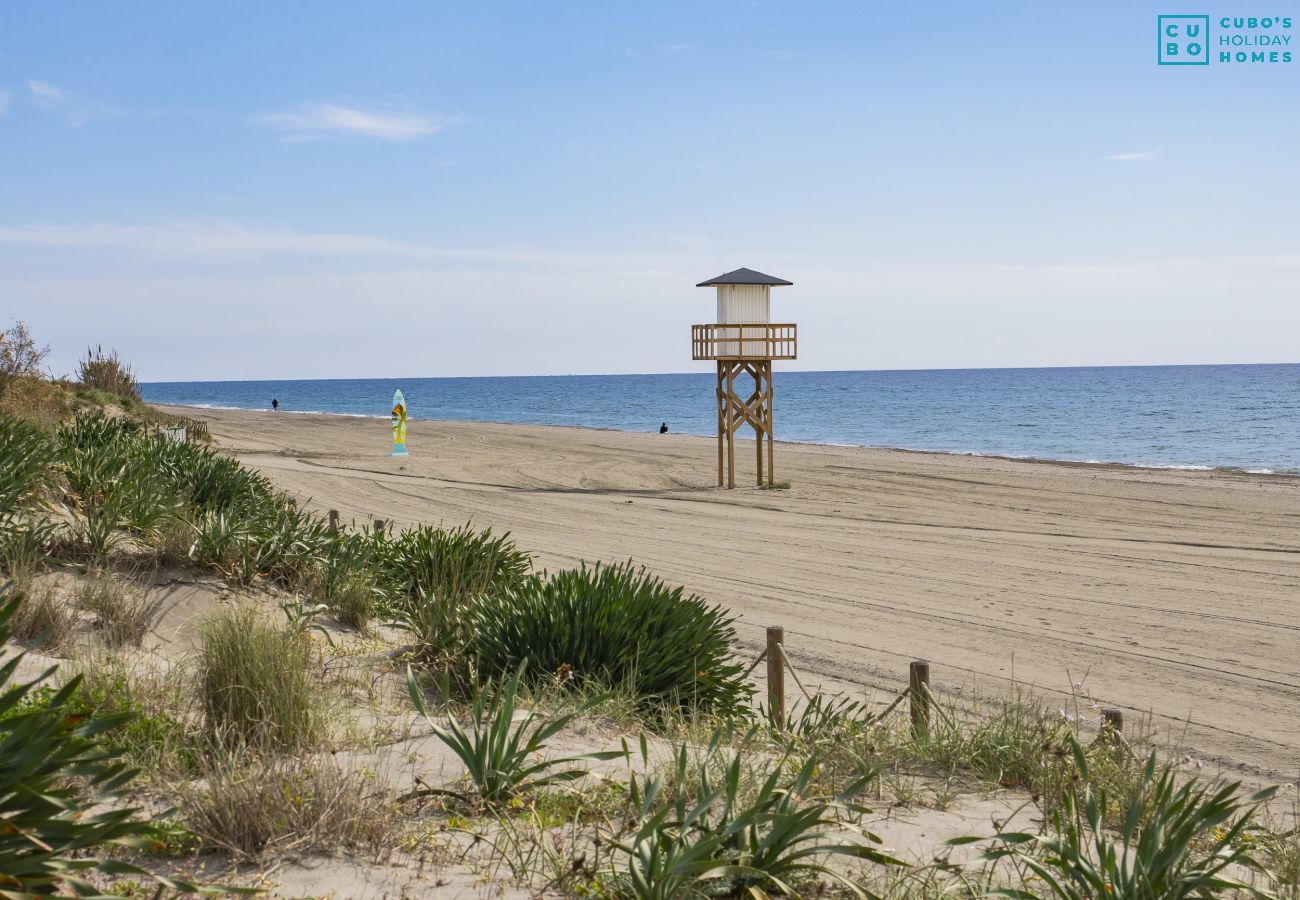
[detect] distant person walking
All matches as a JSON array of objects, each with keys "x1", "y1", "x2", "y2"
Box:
[
  {"x1": 272, "y1": 398, "x2": 279, "y2": 411},
  {"x1": 659, "y1": 422, "x2": 668, "y2": 434}
]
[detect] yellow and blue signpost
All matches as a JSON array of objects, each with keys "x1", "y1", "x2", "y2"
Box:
[{"x1": 391, "y1": 389, "x2": 408, "y2": 457}]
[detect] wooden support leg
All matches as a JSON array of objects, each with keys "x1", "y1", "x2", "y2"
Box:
[
  {"x1": 726, "y1": 364, "x2": 736, "y2": 489},
  {"x1": 759, "y1": 361, "x2": 769, "y2": 486},
  {"x1": 715, "y1": 363, "x2": 725, "y2": 487}
]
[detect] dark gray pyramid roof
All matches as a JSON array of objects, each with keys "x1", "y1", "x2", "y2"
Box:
[{"x1": 696, "y1": 267, "x2": 793, "y2": 287}]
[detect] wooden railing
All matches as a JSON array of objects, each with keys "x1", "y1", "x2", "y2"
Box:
[{"x1": 691, "y1": 323, "x2": 797, "y2": 360}]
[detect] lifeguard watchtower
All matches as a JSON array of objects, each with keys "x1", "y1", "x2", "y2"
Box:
[{"x1": 691, "y1": 268, "x2": 797, "y2": 488}]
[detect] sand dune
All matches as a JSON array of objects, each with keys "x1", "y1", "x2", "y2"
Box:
[{"x1": 165, "y1": 406, "x2": 1300, "y2": 782}]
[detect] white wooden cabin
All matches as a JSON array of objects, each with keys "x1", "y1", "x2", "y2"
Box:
[{"x1": 694, "y1": 268, "x2": 794, "y2": 358}]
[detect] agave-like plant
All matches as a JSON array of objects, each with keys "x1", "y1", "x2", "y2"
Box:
[
  {"x1": 0, "y1": 583, "x2": 221, "y2": 895},
  {"x1": 955, "y1": 734, "x2": 1277, "y2": 899},
  {"x1": 191, "y1": 508, "x2": 247, "y2": 575},
  {"x1": 470, "y1": 560, "x2": 750, "y2": 718},
  {"x1": 381, "y1": 524, "x2": 531, "y2": 677},
  {"x1": 405, "y1": 663, "x2": 625, "y2": 806},
  {"x1": 610, "y1": 729, "x2": 902, "y2": 898},
  {"x1": 0, "y1": 415, "x2": 54, "y2": 516},
  {"x1": 380, "y1": 522, "x2": 532, "y2": 604}
]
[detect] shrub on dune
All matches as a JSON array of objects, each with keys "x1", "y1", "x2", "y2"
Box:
[
  {"x1": 76, "y1": 344, "x2": 141, "y2": 402},
  {"x1": 470, "y1": 560, "x2": 750, "y2": 718},
  {"x1": 0, "y1": 416, "x2": 54, "y2": 514},
  {"x1": 306, "y1": 530, "x2": 381, "y2": 630},
  {"x1": 379, "y1": 522, "x2": 532, "y2": 605},
  {"x1": 380, "y1": 524, "x2": 532, "y2": 675},
  {"x1": 197, "y1": 603, "x2": 318, "y2": 750}
]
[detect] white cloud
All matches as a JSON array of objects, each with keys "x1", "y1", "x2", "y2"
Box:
[
  {"x1": 0, "y1": 89, "x2": 10, "y2": 117},
  {"x1": 3, "y1": 221, "x2": 1300, "y2": 378},
  {"x1": 26, "y1": 79, "x2": 69, "y2": 106},
  {"x1": 25, "y1": 79, "x2": 119, "y2": 125},
  {"x1": 8, "y1": 250, "x2": 1300, "y2": 380},
  {"x1": 0, "y1": 223, "x2": 684, "y2": 269},
  {"x1": 253, "y1": 101, "x2": 446, "y2": 141},
  {"x1": 1104, "y1": 151, "x2": 1160, "y2": 161}
]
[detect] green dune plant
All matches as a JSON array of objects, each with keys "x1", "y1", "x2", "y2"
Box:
[
  {"x1": 305, "y1": 529, "x2": 381, "y2": 629},
  {"x1": 0, "y1": 585, "x2": 211, "y2": 895},
  {"x1": 470, "y1": 560, "x2": 750, "y2": 718},
  {"x1": 197, "y1": 603, "x2": 319, "y2": 750},
  {"x1": 380, "y1": 523, "x2": 531, "y2": 677},
  {"x1": 71, "y1": 659, "x2": 202, "y2": 780},
  {"x1": 76, "y1": 344, "x2": 141, "y2": 401},
  {"x1": 379, "y1": 522, "x2": 532, "y2": 604},
  {"x1": 1, "y1": 417, "x2": 58, "y2": 584},
  {"x1": 610, "y1": 730, "x2": 901, "y2": 898},
  {"x1": 0, "y1": 415, "x2": 54, "y2": 513},
  {"x1": 50, "y1": 412, "x2": 338, "y2": 586},
  {"x1": 957, "y1": 734, "x2": 1277, "y2": 899},
  {"x1": 406, "y1": 664, "x2": 625, "y2": 807}
]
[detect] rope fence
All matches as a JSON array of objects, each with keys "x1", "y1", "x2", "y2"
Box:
[{"x1": 747, "y1": 623, "x2": 1130, "y2": 748}]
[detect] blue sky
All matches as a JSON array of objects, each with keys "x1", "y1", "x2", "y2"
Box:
[{"x1": 2, "y1": 1, "x2": 1297, "y2": 380}]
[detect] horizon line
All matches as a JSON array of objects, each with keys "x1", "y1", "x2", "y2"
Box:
[{"x1": 140, "y1": 360, "x2": 1300, "y2": 385}]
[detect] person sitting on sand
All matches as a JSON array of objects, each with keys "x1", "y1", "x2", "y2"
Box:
[{"x1": 659, "y1": 422, "x2": 668, "y2": 433}]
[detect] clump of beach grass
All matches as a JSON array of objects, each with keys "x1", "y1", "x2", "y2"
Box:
[
  {"x1": 177, "y1": 752, "x2": 400, "y2": 859},
  {"x1": 7, "y1": 582, "x2": 73, "y2": 649},
  {"x1": 303, "y1": 536, "x2": 379, "y2": 631},
  {"x1": 70, "y1": 657, "x2": 201, "y2": 780},
  {"x1": 197, "y1": 603, "x2": 320, "y2": 750},
  {"x1": 75, "y1": 568, "x2": 165, "y2": 648},
  {"x1": 76, "y1": 344, "x2": 141, "y2": 402},
  {"x1": 148, "y1": 511, "x2": 195, "y2": 567}
]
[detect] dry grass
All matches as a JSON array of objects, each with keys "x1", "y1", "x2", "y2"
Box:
[
  {"x1": 8, "y1": 582, "x2": 74, "y2": 649},
  {"x1": 0, "y1": 376, "x2": 69, "y2": 430},
  {"x1": 176, "y1": 753, "x2": 400, "y2": 860},
  {"x1": 75, "y1": 569, "x2": 164, "y2": 648}
]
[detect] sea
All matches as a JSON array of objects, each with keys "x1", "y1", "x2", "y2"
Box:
[{"x1": 141, "y1": 364, "x2": 1300, "y2": 475}]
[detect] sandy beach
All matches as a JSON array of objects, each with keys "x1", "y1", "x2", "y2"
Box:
[{"x1": 166, "y1": 405, "x2": 1300, "y2": 782}]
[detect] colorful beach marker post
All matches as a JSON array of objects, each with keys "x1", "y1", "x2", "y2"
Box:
[{"x1": 391, "y1": 389, "x2": 409, "y2": 457}]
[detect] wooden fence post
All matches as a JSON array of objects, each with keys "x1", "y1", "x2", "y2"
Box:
[
  {"x1": 766, "y1": 626, "x2": 785, "y2": 726},
  {"x1": 909, "y1": 660, "x2": 931, "y2": 738},
  {"x1": 1102, "y1": 708, "x2": 1124, "y2": 744},
  {"x1": 328, "y1": 509, "x2": 340, "y2": 535}
]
